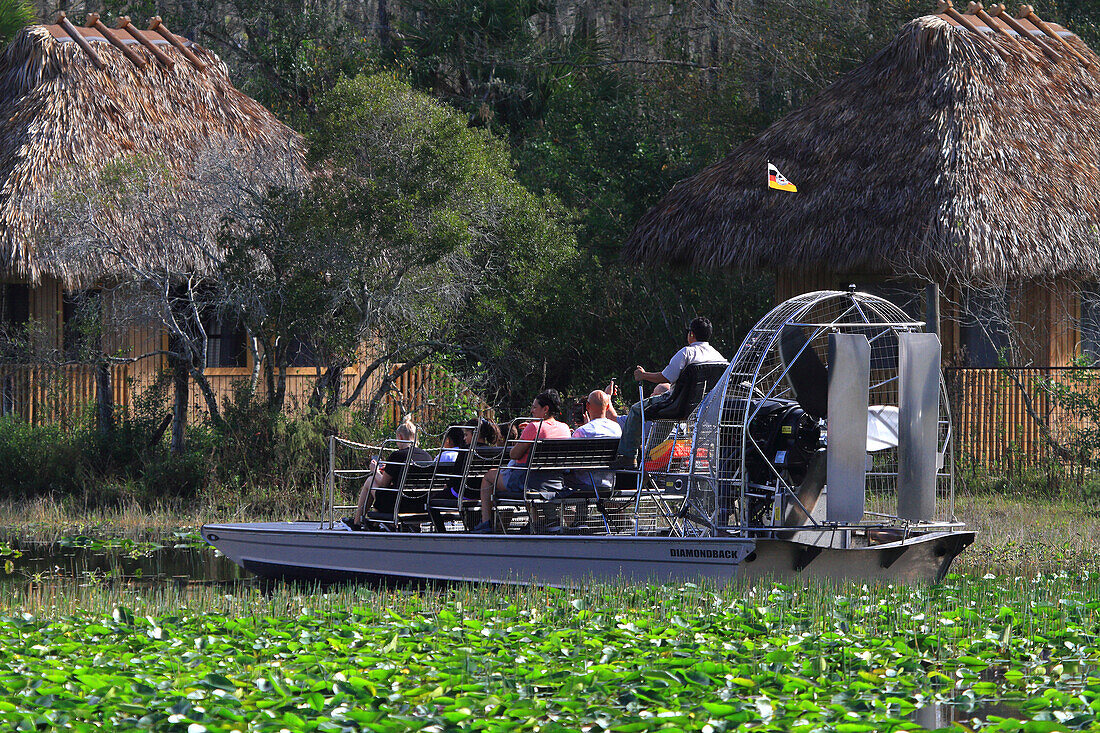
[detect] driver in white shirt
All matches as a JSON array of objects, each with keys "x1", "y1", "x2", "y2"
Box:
[{"x1": 612, "y1": 316, "x2": 725, "y2": 468}]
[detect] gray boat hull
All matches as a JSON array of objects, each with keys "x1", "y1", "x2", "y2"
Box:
[{"x1": 202, "y1": 522, "x2": 973, "y2": 586}]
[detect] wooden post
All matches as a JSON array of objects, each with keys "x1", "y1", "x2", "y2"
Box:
[
  {"x1": 116, "y1": 16, "x2": 175, "y2": 69},
  {"x1": 925, "y1": 283, "x2": 941, "y2": 340},
  {"x1": 85, "y1": 13, "x2": 146, "y2": 69},
  {"x1": 95, "y1": 359, "x2": 113, "y2": 437},
  {"x1": 937, "y1": 0, "x2": 1010, "y2": 60},
  {"x1": 171, "y1": 358, "x2": 189, "y2": 453},
  {"x1": 987, "y1": 4, "x2": 1062, "y2": 61},
  {"x1": 148, "y1": 17, "x2": 206, "y2": 71},
  {"x1": 56, "y1": 12, "x2": 106, "y2": 70},
  {"x1": 967, "y1": 2, "x2": 1024, "y2": 49},
  {"x1": 1017, "y1": 4, "x2": 1092, "y2": 67}
]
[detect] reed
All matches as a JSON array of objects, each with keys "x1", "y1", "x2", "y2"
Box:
[{"x1": 0, "y1": 497, "x2": 282, "y2": 543}]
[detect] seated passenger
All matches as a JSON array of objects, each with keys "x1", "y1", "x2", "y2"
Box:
[
  {"x1": 565, "y1": 389, "x2": 622, "y2": 493},
  {"x1": 463, "y1": 417, "x2": 503, "y2": 449},
  {"x1": 352, "y1": 418, "x2": 433, "y2": 525},
  {"x1": 473, "y1": 390, "x2": 571, "y2": 533},
  {"x1": 438, "y1": 425, "x2": 469, "y2": 464},
  {"x1": 435, "y1": 425, "x2": 471, "y2": 494},
  {"x1": 438, "y1": 418, "x2": 504, "y2": 502},
  {"x1": 612, "y1": 316, "x2": 725, "y2": 469}
]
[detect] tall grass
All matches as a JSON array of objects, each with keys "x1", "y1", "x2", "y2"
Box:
[
  {"x1": 8, "y1": 571, "x2": 1100, "y2": 632},
  {"x1": 0, "y1": 497, "x2": 290, "y2": 543}
]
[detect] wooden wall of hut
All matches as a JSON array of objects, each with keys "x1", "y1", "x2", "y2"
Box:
[
  {"x1": 2, "y1": 278, "x2": 490, "y2": 429},
  {"x1": 776, "y1": 270, "x2": 1083, "y2": 368}
]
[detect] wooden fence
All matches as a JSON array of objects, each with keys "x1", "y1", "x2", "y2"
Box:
[
  {"x1": 946, "y1": 367, "x2": 1097, "y2": 467},
  {"x1": 2, "y1": 362, "x2": 1091, "y2": 467},
  {"x1": 0, "y1": 361, "x2": 491, "y2": 430}
]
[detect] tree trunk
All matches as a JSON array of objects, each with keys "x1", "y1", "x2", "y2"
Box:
[
  {"x1": 264, "y1": 344, "x2": 276, "y2": 405},
  {"x1": 308, "y1": 365, "x2": 326, "y2": 412},
  {"x1": 378, "y1": 0, "x2": 391, "y2": 53},
  {"x1": 171, "y1": 359, "x2": 189, "y2": 454},
  {"x1": 327, "y1": 365, "x2": 343, "y2": 414},
  {"x1": 274, "y1": 362, "x2": 288, "y2": 412},
  {"x1": 365, "y1": 354, "x2": 430, "y2": 427},
  {"x1": 94, "y1": 359, "x2": 113, "y2": 437},
  {"x1": 248, "y1": 335, "x2": 263, "y2": 394},
  {"x1": 190, "y1": 366, "x2": 223, "y2": 427},
  {"x1": 310, "y1": 364, "x2": 346, "y2": 414}
]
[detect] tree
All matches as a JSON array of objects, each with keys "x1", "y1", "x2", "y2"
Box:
[
  {"x1": 40, "y1": 148, "x2": 304, "y2": 450},
  {"x1": 0, "y1": 0, "x2": 34, "y2": 47},
  {"x1": 223, "y1": 71, "x2": 578, "y2": 416}
]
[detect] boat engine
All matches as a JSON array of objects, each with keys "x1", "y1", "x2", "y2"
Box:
[
  {"x1": 747, "y1": 399, "x2": 821, "y2": 486},
  {"x1": 744, "y1": 398, "x2": 823, "y2": 524}
]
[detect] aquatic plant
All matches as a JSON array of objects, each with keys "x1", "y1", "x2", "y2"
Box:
[{"x1": 1, "y1": 575, "x2": 1100, "y2": 730}]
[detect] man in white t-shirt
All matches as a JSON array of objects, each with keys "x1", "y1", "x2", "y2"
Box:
[
  {"x1": 612, "y1": 316, "x2": 726, "y2": 468},
  {"x1": 565, "y1": 390, "x2": 622, "y2": 491}
]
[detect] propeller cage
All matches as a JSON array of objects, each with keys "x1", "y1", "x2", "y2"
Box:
[{"x1": 685, "y1": 290, "x2": 954, "y2": 534}]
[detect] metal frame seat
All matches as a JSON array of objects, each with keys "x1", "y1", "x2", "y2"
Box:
[
  {"x1": 494, "y1": 433, "x2": 623, "y2": 533},
  {"x1": 426, "y1": 445, "x2": 507, "y2": 529}
]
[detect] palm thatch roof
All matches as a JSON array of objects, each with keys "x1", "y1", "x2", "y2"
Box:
[
  {"x1": 623, "y1": 3, "x2": 1100, "y2": 284},
  {"x1": 0, "y1": 14, "x2": 307, "y2": 284}
]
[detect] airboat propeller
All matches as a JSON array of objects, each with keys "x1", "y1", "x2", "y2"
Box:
[{"x1": 687, "y1": 290, "x2": 951, "y2": 535}]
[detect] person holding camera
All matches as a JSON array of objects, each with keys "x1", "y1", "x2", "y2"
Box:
[{"x1": 565, "y1": 389, "x2": 622, "y2": 492}]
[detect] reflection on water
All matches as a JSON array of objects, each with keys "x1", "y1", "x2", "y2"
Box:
[
  {"x1": 2, "y1": 537, "x2": 247, "y2": 589},
  {"x1": 912, "y1": 699, "x2": 1025, "y2": 728}
]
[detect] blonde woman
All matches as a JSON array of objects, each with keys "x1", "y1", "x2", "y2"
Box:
[{"x1": 351, "y1": 419, "x2": 432, "y2": 527}]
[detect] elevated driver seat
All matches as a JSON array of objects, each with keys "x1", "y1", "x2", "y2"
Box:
[{"x1": 643, "y1": 361, "x2": 728, "y2": 421}]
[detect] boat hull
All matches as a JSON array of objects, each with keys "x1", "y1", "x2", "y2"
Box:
[{"x1": 201, "y1": 522, "x2": 973, "y2": 586}]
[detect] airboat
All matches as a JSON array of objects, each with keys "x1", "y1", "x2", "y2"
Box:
[{"x1": 203, "y1": 290, "x2": 974, "y2": 585}]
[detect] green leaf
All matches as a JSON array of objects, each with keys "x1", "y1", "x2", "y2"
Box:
[{"x1": 200, "y1": 674, "x2": 236, "y2": 693}]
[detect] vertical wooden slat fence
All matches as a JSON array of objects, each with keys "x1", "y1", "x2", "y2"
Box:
[
  {"x1": 946, "y1": 367, "x2": 1098, "y2": 467},
  {"x1": 2, "y1": 362, "x2": 1094, "y2": 464},
  {"x1": 0, "y1": 361, "x2": 490, "y2": 430}
]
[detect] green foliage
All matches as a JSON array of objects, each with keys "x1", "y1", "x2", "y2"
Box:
[
  {"x1": 0, "y1": 394, "x2": 205, "y2": 504},
  {"x1": 0, "y1": 417, "x2": 80, "y2": 496},
  {"x1": 504, "y1": 70, "x2": 772, "y2": 395},
  {"x1": 4, "y1": 576, "x2": 1100, "y2": 729},
  {"x1": 1038, "y1": 358, "x2": 1100, "y2": 469},
  {"x1": 101, "y1": 0, "x2": 376, "y2": 130},
  {"x1": 397, "y1": 0, "x2": 574, "y2": 131},
  {"x1": 205, "y1": 385, "x2": 333, "y2": 513},
  {"x1": 1040, "y1": 0, "x2": 1100, "y2": 49},
  {"x1": 295, "y1": 72, "x2": 577, "y2": 403},
  {"x1": 0, "y1": 0, "x2": 34, "y2": 48}
]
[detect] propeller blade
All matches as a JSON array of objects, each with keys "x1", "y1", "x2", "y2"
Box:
[
  {"x1": 897, "y1": 332, "x2": 941, "y2": 522},
  {"x1": 826, "y1": 333, "x2": 870, "y2": 524},
  {"x1": 779, "y1": 325, "x2": 829, "y2": 419},
  {"x1": 781, "y1": 450, "x2": 826, "y2": 527}
]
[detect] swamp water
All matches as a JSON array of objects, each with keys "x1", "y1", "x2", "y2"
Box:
[
  {"x1": 0, "y1": 537, "x2": 1097, "y2": 731},
  {"x1": 3, "y1": 534, "x2": 245, "y2": 588}
]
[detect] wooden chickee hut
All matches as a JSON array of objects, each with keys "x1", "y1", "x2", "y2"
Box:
[
  {"x1": 0, "y1": 14, "x2": 307, "y2": 421},
  {"x1": 0, "y1": 14, "x2": 468, "y2": 424},
  {"x1": 625, "y1": 2, "x2": 1100, "y2": 372}
]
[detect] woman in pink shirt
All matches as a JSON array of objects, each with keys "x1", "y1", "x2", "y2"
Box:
[{"x1": 473, "y1": 389, "x2": 570, "y2": 533}]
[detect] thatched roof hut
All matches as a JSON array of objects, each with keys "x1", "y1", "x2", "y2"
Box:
[
  {"x1": 623, "y1": 3, "x2": 1100, "y2": 285},
  {"x1": 0, "y1": 14, "x2": 307, "y2": 283}
]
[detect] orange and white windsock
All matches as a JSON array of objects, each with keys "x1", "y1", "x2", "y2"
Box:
[{"x1": 767, "y1": 163, "x2": 797, "y2": 193}]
